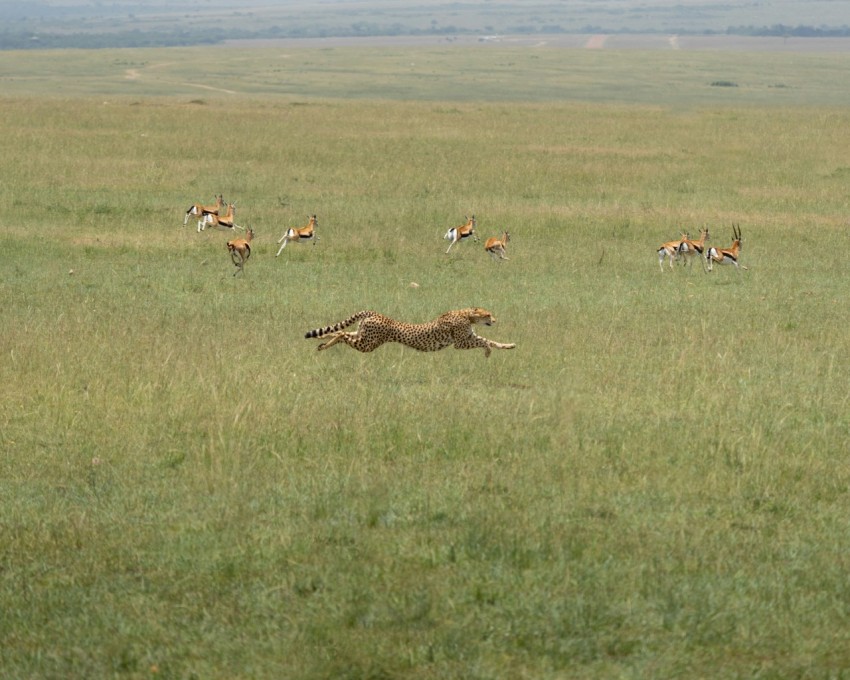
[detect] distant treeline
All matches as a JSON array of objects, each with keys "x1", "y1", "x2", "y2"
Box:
[
  {"x1": 727, "y1": 24, "x2": 850, "y2": 38},
  {"x1": 3, "y1": 23, "x2": 850, "y2": 50},
  {"x1": 578, "y1": 24, "x2": 850, "y2": 38}
]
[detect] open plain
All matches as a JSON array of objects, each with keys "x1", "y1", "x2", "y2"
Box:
[{"x1": 1, "y1": 40, "x2": 849, "y2": 678}]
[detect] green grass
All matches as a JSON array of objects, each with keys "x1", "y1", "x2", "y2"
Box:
[
  {"x1": 4, "y1": 45, "x2": 850, "y2": 106},
  {"x1": 1, "y1": 46, "x2": 850, "y2": 678}
]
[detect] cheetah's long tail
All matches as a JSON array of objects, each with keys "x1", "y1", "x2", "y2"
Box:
[{"x1": 305, "y1": 310, "x2": 377, "y2": 339}]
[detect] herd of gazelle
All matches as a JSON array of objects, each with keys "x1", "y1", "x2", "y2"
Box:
[
  {"x1": 184, "y1": 200, "x2": 512, "y2": 274},
  {"x1": 657, "y1": 224, "x2": 746, "y2": 273},
  {"x1": 185, "y1": 196, "x2": 745, "y2": 275}
]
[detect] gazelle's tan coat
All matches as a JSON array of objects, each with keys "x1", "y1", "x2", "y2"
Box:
[
  {"x1": 444, "y1": 215, "x2": 478, "y2": 253},
  {"x1": 484, "y1": 231, "x2": 510, "y2": 260},
  {"x1": 657, "y1": 232, "x2": 688, "y2": 271},
  {"x1": 679, "y1": 228, "x2": 710, "y2": 269},
  {"x1": 184, "y1": 194, "x2": 224, "y2": 226},
  {"x1": 198, "y1": 202, "x2": 242, "y2": 232},
  {"x1": 706, "y1": 224, "x2": 746, "y2": 272},
  {"x1": 227, "y1": 228, "x2": 254, "y2": 276},
  {"x1": 276, "y1": 215, "x2": 318, "y2": 256}
]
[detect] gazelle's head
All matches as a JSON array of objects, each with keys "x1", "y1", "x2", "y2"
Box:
[
  {"x1": 731, "y1": 223, "x2": 742, "y2": 247},
  {"x1": 467, "y1": 215, "x2": 476, "y2": 228}
]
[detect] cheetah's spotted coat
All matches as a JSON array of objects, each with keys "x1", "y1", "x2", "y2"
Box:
[{"x1": 305, "y1": 308, "x2": 516, "y2": 357}]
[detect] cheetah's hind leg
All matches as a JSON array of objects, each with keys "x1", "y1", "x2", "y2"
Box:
[{"x1": 316, "y1": 331, "x2": 349, "y2": 351}]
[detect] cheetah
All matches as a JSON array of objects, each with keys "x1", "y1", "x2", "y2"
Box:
[{"x1": 305, "y1": 308, "x2": 516, "y2": 357}]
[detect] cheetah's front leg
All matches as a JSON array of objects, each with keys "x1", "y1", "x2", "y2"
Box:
[{"x1": 453, "y1": 333, "x2": 516, "y2": 357}]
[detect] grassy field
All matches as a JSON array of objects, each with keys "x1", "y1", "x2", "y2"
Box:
[
  {"x1": 5, "y1": 44, "x2": 850, "y2": 106},
  {"x1": 1, "y1": 45, "x2": 850, "y2": 678}
]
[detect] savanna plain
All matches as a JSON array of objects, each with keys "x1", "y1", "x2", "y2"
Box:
[{"x1": 1, "y1": 45, "x2": 850, "y2": 679}]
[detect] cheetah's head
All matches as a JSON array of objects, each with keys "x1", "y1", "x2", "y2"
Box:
[{"x1": 466, "y1": 307, "x2": 495, "y2": 326}]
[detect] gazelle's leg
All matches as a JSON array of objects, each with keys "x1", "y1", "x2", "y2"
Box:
[{"x1": 276, "y1": 237, "x2": 288, "y2": 257}]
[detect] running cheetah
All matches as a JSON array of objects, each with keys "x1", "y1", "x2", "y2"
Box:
[{"x1": 305, "y1": 308, "x2": 516, "y2": 357}]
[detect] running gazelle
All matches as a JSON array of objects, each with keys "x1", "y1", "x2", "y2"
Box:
[
  {"x1": 198, "y1": 202, "x2": 242, "y2": 232},
  {"x1": 678, "y1": 227, "x2": 710, "y2": 269},
  {"x1": 227, "y1": 228, "x2": 254, "y2": 276},
  {"x1": 444, "y1": 215, "x2": 478, "y2": 253},
  {"x1": 276, "y1": 215, "x2": 319, "y2": 256},
  {"x1": 184, "y1": 194, "x2": 224, "y2": 226},
  {"x1": 657, "y1": 231, "x2": 689, "y2": 271},
  {"x1": 484, "y1": 231, "x2": 510, "y2": 260},
  {"x1": 706, "y1": 224, "x2": 746, "y2": 272}
]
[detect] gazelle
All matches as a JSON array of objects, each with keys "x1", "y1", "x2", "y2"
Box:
[
  {"x1": 184, "y1": 194, "x2": 224, "y2": 226},
  {"x1": 706, "y1": 224, "x2": 746, "y2": 273},
  {"x1": 657, "y1": 231, "x2": 689, "y2": 271},
  {"x1": 484, "y1": 231, "x2": 510, "y2": 261},
  {"x1": 679, "y1": 227, "x2": 710, "y2": 269},
  {"x1": 276, "y1": 214, "x2": 319, "y2": 256},
  {"x1": 198, "y1": 202, "x2": 242, "y2": 232},
  {"x1": 444, "y1": 215, "x2": 478, "y2": 253},
  {"x1": 227, "y1": 228, "x2": 254, "y2": 276}
]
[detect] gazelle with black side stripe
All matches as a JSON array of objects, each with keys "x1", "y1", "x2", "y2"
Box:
[
  {"x1": 184, "y1": 194, "x2": 224, "y2": 226},
  {"x1": 276, "y1": 215, "x2": 319, "y2": 256},
  {"x1": 657, "y1": 231, "x2": 688, "y2": 271},
  {"x1": 679, "y1": 227, "x2": 710, "y2": 270},
  {"x1": 444, "y1": 215, "x2": 478, "y2": 253},
  {"x1": 198, "y1": 202, "x2": 242, "y2": 232},
  {"x1": 706, "y1": 224, "x2": 746, "y2": 272}
]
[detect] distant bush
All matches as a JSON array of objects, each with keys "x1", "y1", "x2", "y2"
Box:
[{"x1": 710, "y1": 80, "x2": 739, "y2": 87}]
